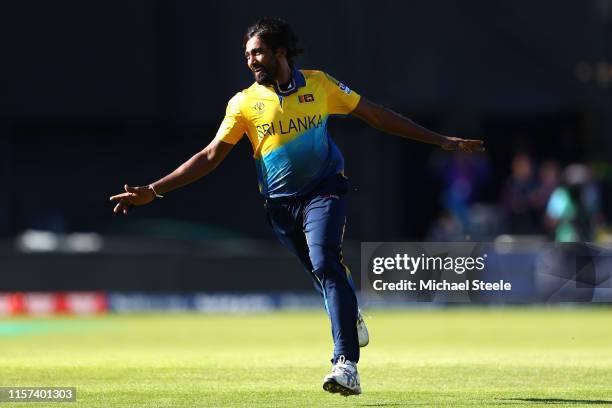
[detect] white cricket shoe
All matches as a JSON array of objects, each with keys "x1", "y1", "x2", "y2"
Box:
[
  {"x1": 357, "y1": 309, "x2": 369, "y2": 347},
  {"x1": 323, "y1": 355, "x2": 362, "y2": 396}
]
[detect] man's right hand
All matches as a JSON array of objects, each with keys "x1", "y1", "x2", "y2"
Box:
[{"x1": 109, "y1": 184, "x2": 156, "y2": 215}]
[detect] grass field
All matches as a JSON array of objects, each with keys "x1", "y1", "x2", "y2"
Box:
[{"x1": 1, "y1": 308, "x2": 612, "y2": 407}]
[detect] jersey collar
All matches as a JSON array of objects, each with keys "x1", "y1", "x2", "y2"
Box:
[{"x1": 270, "y1": 68, "x2": 305, "y2": 97}]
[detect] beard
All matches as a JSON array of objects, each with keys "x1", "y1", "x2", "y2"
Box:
[{"x1": 252, "y1": 60, "x2": 278, "y2": 85}]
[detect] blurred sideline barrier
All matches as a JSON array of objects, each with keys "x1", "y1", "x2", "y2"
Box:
[
  {"x1": 1, "y1": 236, "x2": 328, "y2": 292},
  {"x1": 0, "y1": 292, "x2": 326, "y2": 316},
  {"x1": 2, "y1": 236, "x2": 612, "y2": 315},
  {"x1": 0, "y1": 292, "x2": 108, "y2": 315}
]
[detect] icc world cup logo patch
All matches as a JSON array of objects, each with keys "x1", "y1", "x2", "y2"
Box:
[{"x1": 253, "y1": 102, "x2": 265, "y2": 113}]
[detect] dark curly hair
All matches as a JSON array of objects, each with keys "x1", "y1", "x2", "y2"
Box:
[{"x1": 243, "y1": 18, "x2": 304, "y2": 68}]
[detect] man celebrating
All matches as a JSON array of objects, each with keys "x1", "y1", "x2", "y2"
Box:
[{"x1": 110, "y1": 18, "x2": 484, "y2": 396}]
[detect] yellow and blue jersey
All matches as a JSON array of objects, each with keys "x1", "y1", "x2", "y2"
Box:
[{"x1": 214, "y1": 69, "x2": 360, "y2": 198}]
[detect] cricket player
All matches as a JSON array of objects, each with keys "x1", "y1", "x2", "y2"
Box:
[{"x1": 110, "y1": 18, "x2": 484, "y2": 396}]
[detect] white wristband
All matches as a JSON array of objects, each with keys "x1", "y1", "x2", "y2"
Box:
[{"x1": 148, "y1": 184, "x2": 164, "y2": 198}]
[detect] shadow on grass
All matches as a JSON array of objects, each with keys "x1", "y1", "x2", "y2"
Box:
[
  {"x1": 359, "y1": 405, "x2": 408, "y2": 407},
  {"x1": 500, "y1": 398, "x2": 612, "y2": 405}
]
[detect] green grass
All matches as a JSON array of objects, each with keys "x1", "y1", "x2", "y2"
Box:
[{"x1": 1, "y1": 308, "x2": 612, "y2": 407}]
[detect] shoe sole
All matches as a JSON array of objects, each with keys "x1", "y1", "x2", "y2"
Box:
[
  {"x1": 323, "y1": 378, "x2": 361, "y2": 396},
  {"x1": 357, "y1": 313, "x2": 369, "y2": 348}
]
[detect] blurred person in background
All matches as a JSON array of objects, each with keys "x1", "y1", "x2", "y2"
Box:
[
  {"x1": 500, "y1": 153, "x2": 539, "y2": 234},
  {"x1": 532, "y1": 160, "x2": 561, "y2": 213},
  {"x1": 545, "y1": 163, "x2": 602, "y2": 242},
  {"x1": 427, "y1": 150, "x2": 492, "y2": 235},
  {"x1": 532, "y1": 160, "x2": 561, "y2": 232},
  {"x1": 109, "y1": 17, "x2": 484, "y2": 396},
  {"x1": 426, "y1": 210, "x2": 464, "y2": 241}
]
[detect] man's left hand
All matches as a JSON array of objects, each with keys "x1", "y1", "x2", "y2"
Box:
[{"x1": 441, "y1": 136, "x2": 485, "y2": 153}]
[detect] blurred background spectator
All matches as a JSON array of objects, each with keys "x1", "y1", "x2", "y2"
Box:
[
  {"x1": 427, "y1": 150, "x2": 493, "y2": 236},
  {"x1": 545, "y1": 163, "x2": 604, "y2": 242},
  {"x1": 500, "y1": 153, "x2": 539, "y2": 235}
]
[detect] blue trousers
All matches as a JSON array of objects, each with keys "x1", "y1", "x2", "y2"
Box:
[{"x1": 265, "y1": 174, "x2": 359, "y2": 364}]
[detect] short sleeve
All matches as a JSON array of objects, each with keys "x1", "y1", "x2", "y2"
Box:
[
  {"x1": 214, "y1": 93, "x2": 246, "y2": 144},
  {"x1": 322, "y1": 72, "x2": 361, "y2": 115}
]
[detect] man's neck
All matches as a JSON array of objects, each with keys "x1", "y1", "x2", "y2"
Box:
[{"x1": 274, "y1": 64, "x2": 292, "y2": 89}]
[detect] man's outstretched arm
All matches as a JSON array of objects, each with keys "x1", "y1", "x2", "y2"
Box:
[
  {"x1": 351, "y1": 98, "x2": 485, "y2": 153},
  {"x1": 109, "y1": 138, "x2": 235, "y2": 214}
]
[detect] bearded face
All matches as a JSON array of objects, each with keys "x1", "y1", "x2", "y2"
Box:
[
  {"x1": 252, "y1": 57, "x2": 279, "y2": 85},
  {"x1": 245, "y1": 36, "x2": 281, "y2": 85}
]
